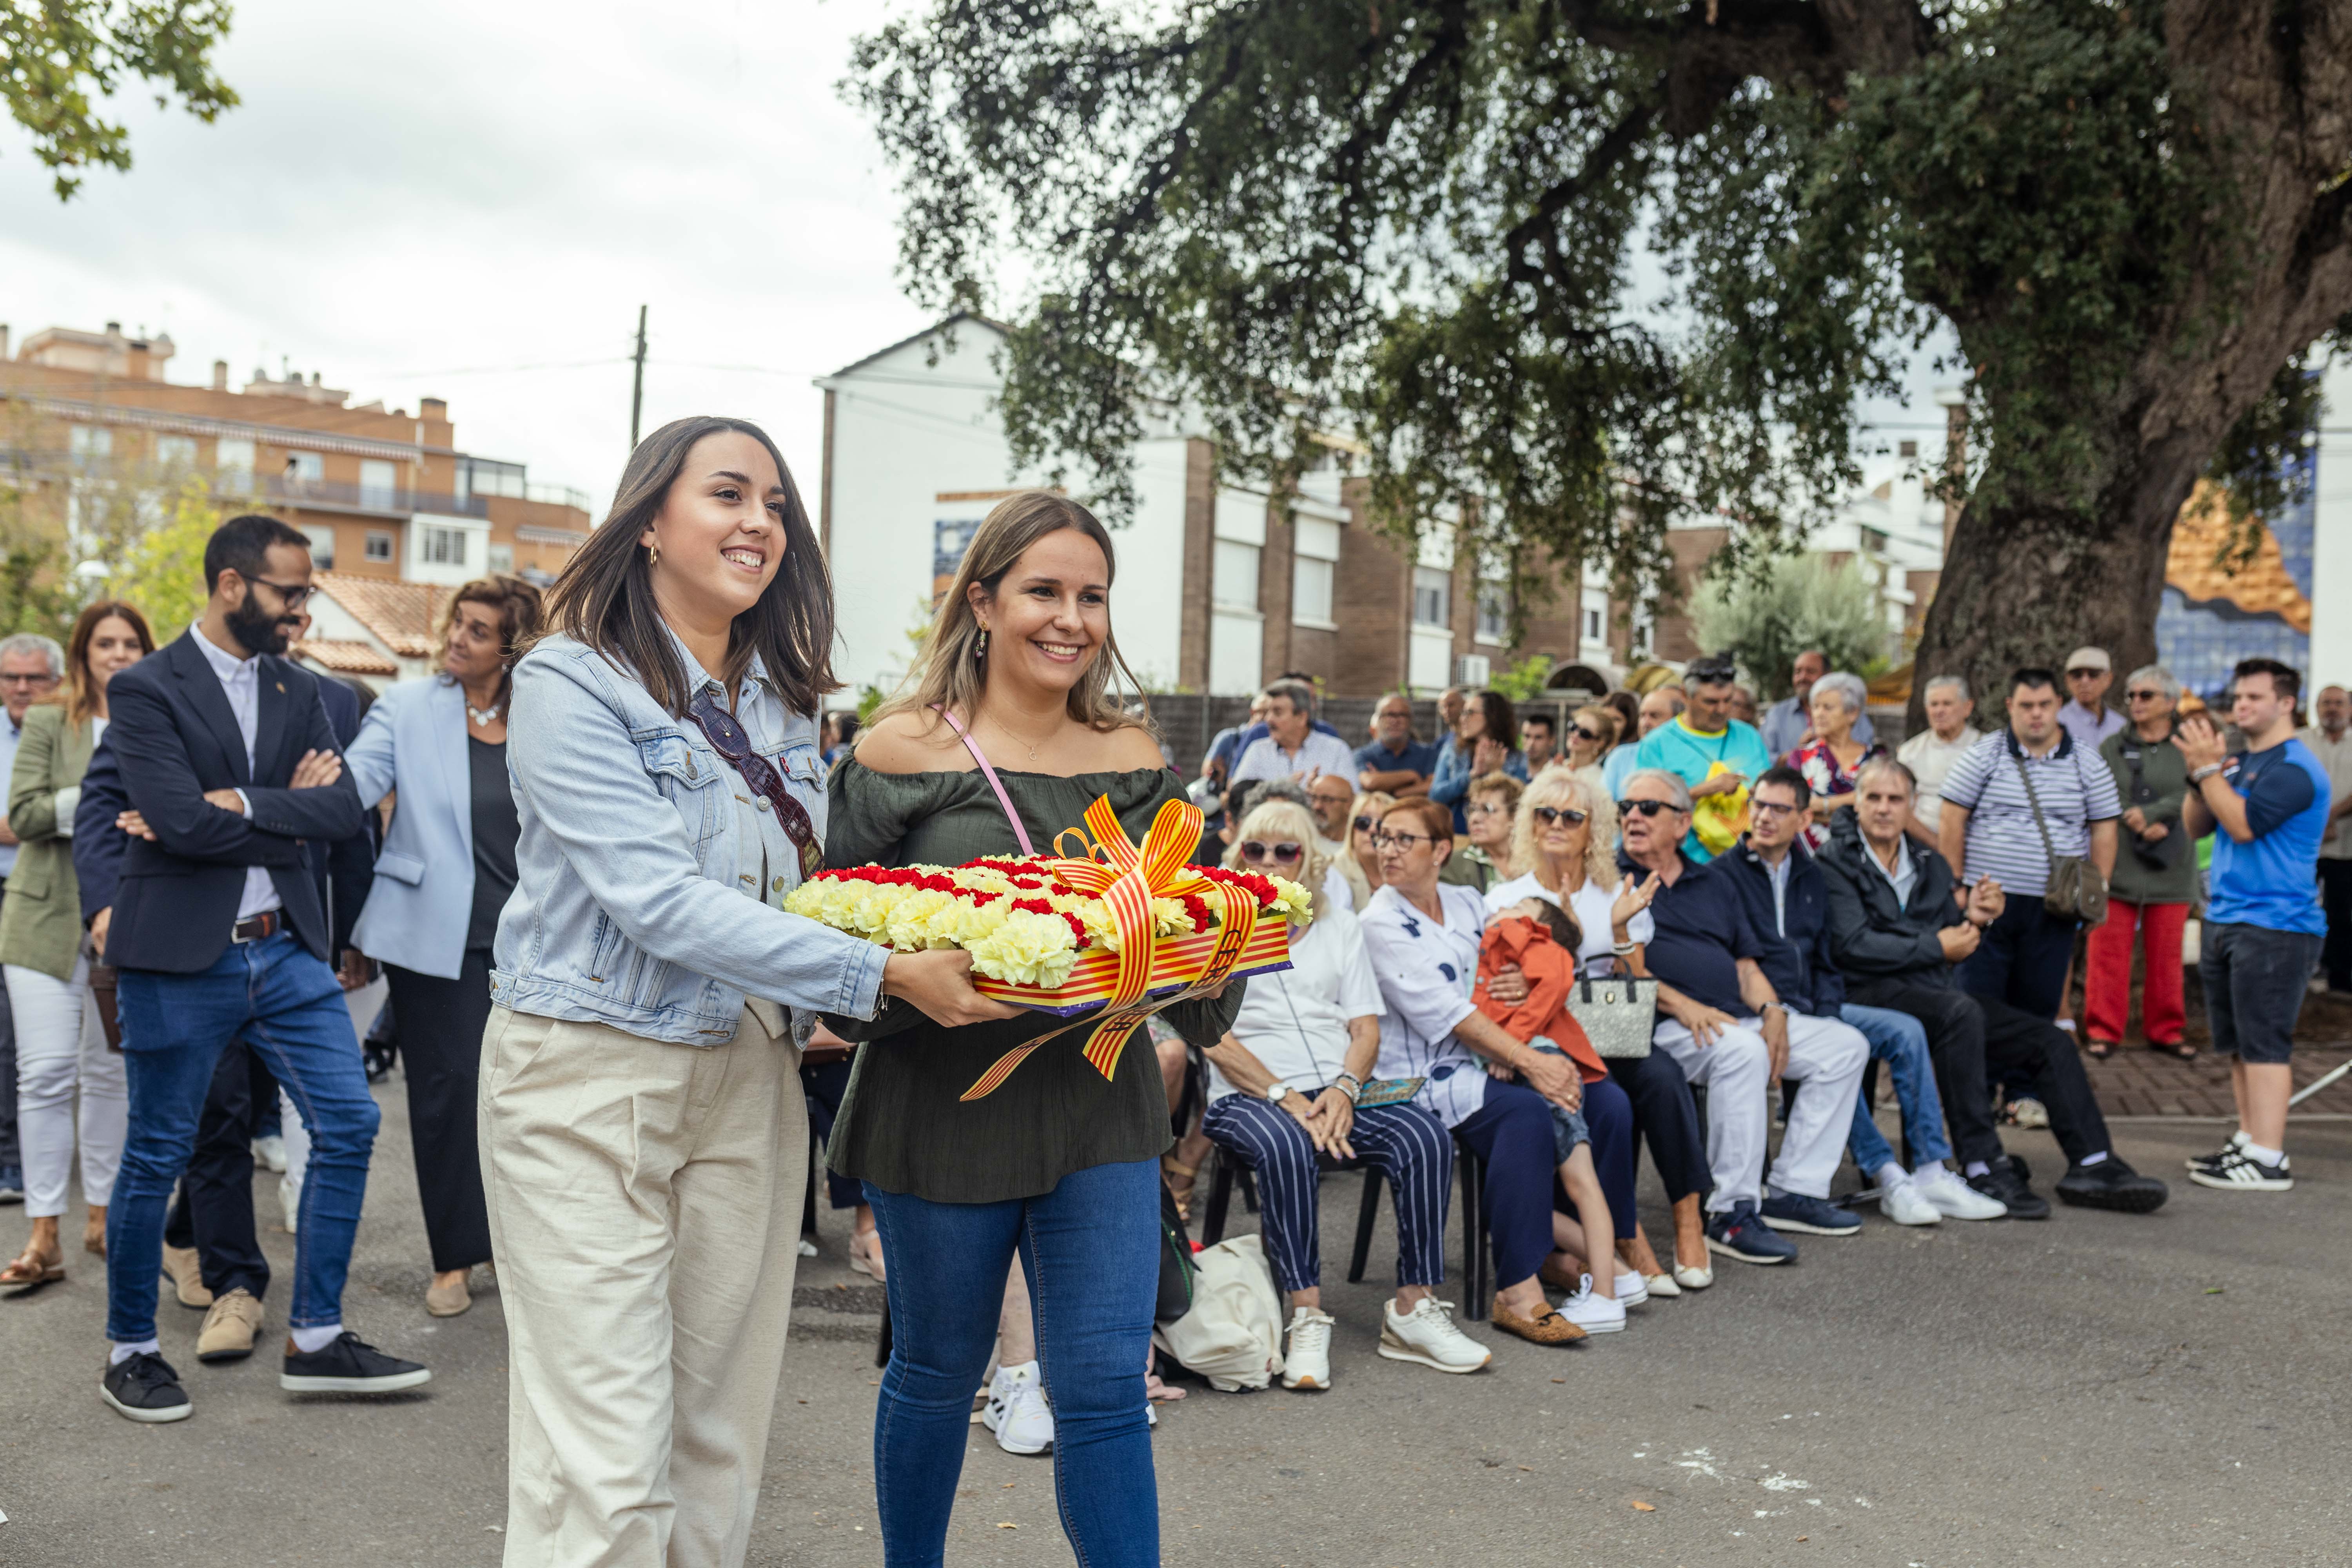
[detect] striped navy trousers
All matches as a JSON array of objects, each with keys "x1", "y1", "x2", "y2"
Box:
[{"x1": 1199, "y1": 1092, "x2": 1452, "y2": 1296}]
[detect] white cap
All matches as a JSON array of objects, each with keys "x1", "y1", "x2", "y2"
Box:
[{"x1": 2065, "y1": 647, "x2": 2111, "y2": 673}]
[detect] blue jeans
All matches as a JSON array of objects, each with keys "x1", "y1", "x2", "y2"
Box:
[
  {"x1": 108, "y1": 933, "x2": 378, "y2": 1343},
  {"x1": 865, "y1": 1158, "x2": 1160, "y2": 1568},
  {"x1": 1839, "y1": 1002, "x2": 1953, "y2": 1175}
]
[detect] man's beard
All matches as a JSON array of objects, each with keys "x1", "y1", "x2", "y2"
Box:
[{"x1": 226, "y1": 592, "x2": 293, "y2": 657}]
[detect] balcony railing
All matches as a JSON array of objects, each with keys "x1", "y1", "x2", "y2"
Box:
[{"x1": 255, "y1": 474, "x2": 489, "y2": 518}]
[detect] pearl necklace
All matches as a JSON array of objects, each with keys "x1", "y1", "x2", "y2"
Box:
[{"x1": 467, "y1": 701, "x2": 502, "y2": 727}]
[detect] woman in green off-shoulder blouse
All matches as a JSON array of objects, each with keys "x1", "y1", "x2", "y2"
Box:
[{"x1": 827, "y1": 494, "x2": 1240, "y2": 1568}]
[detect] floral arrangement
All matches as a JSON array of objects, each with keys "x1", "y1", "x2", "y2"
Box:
[{"x1": 786, "y1": 855, "x2": 1311, "y2": 992}]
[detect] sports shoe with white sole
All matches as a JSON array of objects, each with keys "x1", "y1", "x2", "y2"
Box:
[
  {"x1": 1613, "y1": 1270, "x2": 1649, "y2": 1307},
  {"x1": 981, "y1": 1360, "x2": 1054, "y2": 1454},
  {"x1": 1281, "y1": 1307, "x2": 1335, "y2": 1390},
  {"x1": 251, "y1": 1134, "x2": 289, "y2": 1174},
  {"x1": 1377, "y1": 1296, "x2": 1491, "y2": 1373},
  {"x1": 1914, "y1": 1165, "x2": 2009, "y2": 1220},
  {"x1": 102, "y1": 1351, "x2": 192, "y2": 1423},
  {"x1": 2188, "y1": 1149, "x2": 2292, "y2": 1192},
  {"x1": 2188, "y1": 1130, "x2": 2251, "y2": 1174},
  {"x1": 1555, "y1": 1274, "x2": 1627, "y2": 1334},
  {"x1": 278, "y1": 1332, "x2": 430, "y2": 1394},
  {"x1": 1879, "y1": 1178, "x2": 1942, "y2": 1227}
]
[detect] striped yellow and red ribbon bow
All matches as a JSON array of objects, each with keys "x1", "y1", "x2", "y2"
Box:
[{"x1": 960, "y1": 794, "x2": 1260, "y2": 1101}]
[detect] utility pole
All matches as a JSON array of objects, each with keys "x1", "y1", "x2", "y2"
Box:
[{"x1": 628, "y1": 304, "x2": 648, "y2": 449}]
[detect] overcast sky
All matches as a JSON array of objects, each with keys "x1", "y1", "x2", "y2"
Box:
[
  {"x1": 0, "y1": 0, "x2": 932, "y2": 513},
  {"x1": 3, "y1": 1, "x2": 1959, "y2": 524}
]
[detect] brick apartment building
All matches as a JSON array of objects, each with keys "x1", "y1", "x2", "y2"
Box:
[{"x1": 1, "y1": 319, "x2": 593, "y2": 687}]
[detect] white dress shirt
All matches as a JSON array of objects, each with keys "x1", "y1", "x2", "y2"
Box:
[
  {"x1": 1230, "y1": 729, "x2": 1359, "y2": 786},
  {"x1": 191, "y1": 623, "x2": 283, "y2": 920}
]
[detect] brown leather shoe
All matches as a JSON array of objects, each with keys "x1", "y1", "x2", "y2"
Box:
[
  {"x1": 425, "y1": 1272, "x2": 472, "y2": 1318},
  {"x1": 161, "y1": 1244, "x2": 213, "y2": 1309},
  {"x1": 1490, "y1": 1294, "x2": 1587, "y2": 1346},
  {"x1": 197, "y1": 1289, "x2": 264, "y2": 1363}
]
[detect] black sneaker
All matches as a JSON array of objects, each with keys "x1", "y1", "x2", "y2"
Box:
[
  {"x1": 2054, "y1": 1156, "x2": 2170, "y2": 1213},
  {"x1": 2187, "y1": 1131, "x2": 2249, "y2": 1174},
  {"x1": 279, "y1": 1332, "x2": 432, "y2": 1394},
  {"x1": 1966, "y1": 1156, "x2": 2050, "y2": 1220},
  {"x1": 2188, "y1": 1149, "x2": 2292, "y2": 1192},
  {"x1": 101, "y1": 1351, "x2": 192, "y2": 1424}
]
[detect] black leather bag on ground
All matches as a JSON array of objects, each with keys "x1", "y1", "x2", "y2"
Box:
[{"x1": 1156, "y1": 1182, "x2": 1198, "y2": 1323}]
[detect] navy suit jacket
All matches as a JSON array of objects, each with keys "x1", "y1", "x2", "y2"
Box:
[
  {"x1": 101, "y1": 630, "x2": 365, "y2": 972},
  {"x1": 313, "y1": 674, "x2": 375, "y2": 957}
]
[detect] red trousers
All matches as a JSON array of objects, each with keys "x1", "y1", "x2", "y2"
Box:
[{"x1": 2083, "y1": 898, "x2": 2188, "y2": 1046}]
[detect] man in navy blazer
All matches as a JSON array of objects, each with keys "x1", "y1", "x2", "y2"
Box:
[{"x1": 96, "y1": 515, "x2": 427, "y2": 1425}]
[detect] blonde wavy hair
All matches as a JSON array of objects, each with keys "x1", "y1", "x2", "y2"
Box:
[
  {"x1": 1511, "y1": 767, "x2": 1620, "y2": 892},
  {"x1": 873, "y1": 490, "x2": 1151, "y2": 737},
  {"x1": 1337, "y1": 789, "x2": 1394, "y2": 892},
  {"x1": 1224, "y1": 799, "x2": 1331, "y2": 922}
]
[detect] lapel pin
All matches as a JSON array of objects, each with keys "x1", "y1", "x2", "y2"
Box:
[{"x1": 276, "y1": 681, "x2": 286, "y2": 692}]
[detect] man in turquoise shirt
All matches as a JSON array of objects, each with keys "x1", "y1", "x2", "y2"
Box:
[{"x1": 1634, "y1": 655, "x2": 1771, "y2": 862}]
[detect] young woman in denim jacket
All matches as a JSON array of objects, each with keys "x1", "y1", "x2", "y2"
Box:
[{"x1": 481, "y1": 416, "x2": 1003, "y2": 1567}]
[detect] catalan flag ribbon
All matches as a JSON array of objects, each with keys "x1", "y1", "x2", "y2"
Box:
[{"x1": 960, "y1": 795, "x2": 1262, "y2": 1102}]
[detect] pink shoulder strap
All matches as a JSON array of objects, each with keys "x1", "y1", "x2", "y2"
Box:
[{"x1": 931, "y1": 705, "x2": 1035, "y2": 855}]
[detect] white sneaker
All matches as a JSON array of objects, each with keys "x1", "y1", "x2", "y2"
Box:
[
  {"x1": 1879, "y1": 1177, "x2": 1943, "y2": 1227},
  {"x1": 1555, "y1": 1274, "x2": 1626, "y2": 1334},
  {"x1": 981, "y1": 1361, "x2": 1054, "y2": 1455},
  {"x1": 1915, "y1": 1165, "x2": 2008, "y2": 1221},
  {"x1": 251, "y1": 1135, "x2": 288, "y2": 1174},
  {"x1": 1281, "y1": 1307, "x2": 1335, "y2": 1390},
  {"x1": 1377, "y1": 1297, "x2": 1491, "y2": 1374},
  {"x1": 279, "y1": 1174, "x2": 301, "y2": 1235},
  {"x1": 1671, "y1": 1261, "x2": 1714, "y2": 1290},
  {"x1": 1613, "y1": 1270, "x2": 1649, "y2": 1307}
]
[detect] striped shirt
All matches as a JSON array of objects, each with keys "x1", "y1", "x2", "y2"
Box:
[
  {"x1": 1359, "y1": 881, "x2": 1491, "y2": 1130},
  {"x1": 1939, "y1": 727, "x2": 2120, "y2": 897}
]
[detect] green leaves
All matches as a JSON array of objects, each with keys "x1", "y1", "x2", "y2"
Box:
[{"x1": 2, "y1": 0, "x2": 240, "y2": 200}]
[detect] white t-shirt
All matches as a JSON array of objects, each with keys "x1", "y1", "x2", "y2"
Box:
[
  {"x1": 1231, "y1": 729, "x2": 1359, "y2": 785},
  {"x1": 1207, "y1": 906, "x2": 1386, "y2": 1102},
  {"x1": 1897, "y1": 725, "x2": 1984, "y2": 830},
  {"x1": 1359, "y1": 882, "x2": 1492, "y2": 1129},
  {"x1": 1481, "y1": 869, "x2": 1654, "y2": 975}
]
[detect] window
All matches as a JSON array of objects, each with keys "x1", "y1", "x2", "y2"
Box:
[
  {"x1": 214, "y1": 437, "x2": 256, "y2": 490},
  {"x1": 1291, "y1": 555, "x2": 1334, "y2": 625},
  {"x1": 422, "y1": 524, "x2": 468, "y2": 566},
  {"x1": 1898, "y1": 439, "x2": 1918, "y2": 459},
  {"x1": 284, "y1": 450, "x2": 324, "y2": 482},
  {"x1": 1475, "y1": 581, "x2": 1508, "y2": 643},
  {"x1": 155, "y1": 435, "x2": 198, "y2": 469},
  {"x1": 359, "y1": 459, "x2": 398, "y2": 509},
  {"x1": 364, "y1": 530, "x2": 396, "y2": 563},
  {"x1": 300, "y1": 524, "x2": 336, "y2": 569},
  {"x1": 1586, "y1": 606, "x2": 1603, "y2": 641},
  {"x1": 1411, "y1": 566, "x2": 1450, "y2": 628},
  {"x1": 69, "y1": 424, "x2": 112, "y2": 468},
  {"x1": 488, "y1": 544, "x2": 515, "y2": 575},
  {"x1": 1214, "y1": 539, "x2": 1260, "y2": 611}
]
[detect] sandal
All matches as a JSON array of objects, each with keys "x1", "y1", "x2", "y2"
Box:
[
  {"x1": 84, "y1": 1206, "x2": 107, "y2": 1257},
  {"x1": 1161, "y1": 1156, "x2": 1199, "y2": 1222},
  {"x1": 2084, "y1": 1039, "x2": 2118, "y2": 1062},
  {"x1": 0, "y1": 1244, "x2": 65, "y2": 1291},
  {"x1": 848, "y1": 1226, "x2": 887, "y2": 1283},
  {"x1": 2154, "y1": 1040, "x2": 2198, "y2": 1061}
]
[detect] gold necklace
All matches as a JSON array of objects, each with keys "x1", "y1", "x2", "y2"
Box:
[{"x1": 985, "y1": 711, "x2": 1055, "y2": 763}]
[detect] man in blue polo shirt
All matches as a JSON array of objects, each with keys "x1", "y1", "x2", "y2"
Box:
[
  {"x1": 1354, "y1": 692, "x2": 1438, "y2": 799},
  {"x1": 1616, "y1": 767, "x2": 1867, "y2": 1266},
  {"x1": 1634, "y1": 655, "x2": 1771, "y2": 864},
  {"x1": 2177, "y1": 658, "x2": 2331, "y2": 1192}
]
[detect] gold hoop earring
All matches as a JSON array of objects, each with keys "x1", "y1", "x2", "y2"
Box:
[{"x1": 647, "y1": 541, "x2": 661, "y2": 568}]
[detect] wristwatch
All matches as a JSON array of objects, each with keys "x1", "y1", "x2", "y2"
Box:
[{"x1": 1266, "y1": 1083, "x2": 1292, "y2": 1106}]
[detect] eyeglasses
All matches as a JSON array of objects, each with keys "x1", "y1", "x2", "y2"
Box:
[
  {"x1": 249, "y1": 577, "x2": 318, "y2": 610},
  {"x1": 1466, "y1": 801, "x2": 1509, "y2": 817},
  {"x1": 2067, "y1": 667, "x2": 2104, "y2": 680},
  {"x1": 0, "y1": 672, "x2": 55, "y2": 688},
  {"x1": 1372, "y1": 829, "x2": 1439, "y2": 851},
  {"x1": 2126, "y1": 689, "x2": 2167, "y2": 702},
  {"x1": 1239, "y1": 840, "x2": 1305, "y2": 864},
  {"x1": 1749, "y1": 799, "x2": 1801, "y2": 819},
  {"x1": 1530, "y1": 806, "x2": 1588, "y2": 828},
  {"x1": 1617, "y1": 799, "x2": 1683, "y2": 818}
]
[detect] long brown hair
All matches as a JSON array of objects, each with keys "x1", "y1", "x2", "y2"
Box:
[
  {"x1": 437, "y1": 574, "x2": 544, "y2": 710},
  {"x1": 534, "y1": 416, "x2": 836, "y2": 715},
  {"x1": 59, "y1": 600, "x2": 156, "y2": 725},
  {"x1": 874, "y1": 491, "x2": 1149, "y2": 735}
]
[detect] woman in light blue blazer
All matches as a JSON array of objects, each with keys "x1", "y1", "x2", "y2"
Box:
[{"x1": 345, "y1": 574, "x2": 542, "y2": 1318}]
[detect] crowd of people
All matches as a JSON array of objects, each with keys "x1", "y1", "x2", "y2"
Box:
[{"x1": 0, "y1": 426, "x2": 2337, "y2": 1565}]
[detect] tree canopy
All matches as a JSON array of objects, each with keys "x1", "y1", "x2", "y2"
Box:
[
  {"x1": 4, "y1": 0, "x2": 238, "y2": 200},
  {"x1": 1688, "y1": 552, "x2": 1886, "y2": 699},
  {"x1": 851, "y1": 0, "x2": 2352, "y2": 721}
]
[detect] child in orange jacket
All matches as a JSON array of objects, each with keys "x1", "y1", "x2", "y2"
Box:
[{"x1": 1474, "y1": 899, "x2": 1620, "y2": 1313}]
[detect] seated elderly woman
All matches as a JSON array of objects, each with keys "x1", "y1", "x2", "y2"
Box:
[
  {"x1": 1199, "y1": 799, "x2": 1486, "y2": 1389},
  {"x1": 1483, "y1": 768, "x2": 1717, "y2": 1294},
  {"x1": 1788, "y1": 670, "x2": 1886, "y2": 850},
  {"x1": 1358, "y1": 797, "x2": 1640, "y2": 1345},
  {"x1": 1450, "y1": 771, "x2": 1526, "y2": 891}
]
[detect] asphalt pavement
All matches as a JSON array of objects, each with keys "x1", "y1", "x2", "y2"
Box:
[{"x1": 0, "y1": 1077, "x2": 2346, "y2": 1567}]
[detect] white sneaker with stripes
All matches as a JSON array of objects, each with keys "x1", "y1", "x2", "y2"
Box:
[{"x1": 2188, "y1": 1149, "x2": 2292, "y2": 1192}]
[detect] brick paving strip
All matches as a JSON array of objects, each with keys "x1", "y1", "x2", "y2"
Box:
[{"x1": 2064, "y1": 970, "x2": 2352, "y2": 1118}]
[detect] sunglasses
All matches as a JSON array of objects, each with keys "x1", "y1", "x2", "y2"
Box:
[
  {"x1": 1617, "y1": 799, "x2": 1682, "y2": 818},
  {"x1": 2067, "y1": 668, "x2": 2104, "y2": 680},
  {"x1": 2126, "y1": 688, "x2": 2167, "y2": 701},
  {"x1": 1353, "y1": 814, "x2": 1382, "y2": 834},
  {"x1": 1466, "y1": 801, "x2": 1510, "y2": 817},
  {"x1": 1530, "y1": 806, "x2": 1589, "y2": 828},
  {"x1": 683, "y1": 693, "x2": 822, "y2": 879},
  {"x1": 1572, "y1": 726, "x2": 1606, "y2": 742},
  {"x1": 1239, "y1": 840, "x2": 1305, "y2": 864}
]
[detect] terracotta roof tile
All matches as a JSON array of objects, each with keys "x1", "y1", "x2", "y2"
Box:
[
  {"x1": 2165, "y1": 481, "x2": 2312, "y2": 633},
  {"x1": 316, "y1": 570, "x2": 448, "y2": 658},
  {"x1": 293, "y1": 638, "x2": 400, "y2": 677}
]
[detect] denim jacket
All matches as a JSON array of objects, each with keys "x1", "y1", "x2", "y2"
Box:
[{"x1": 489, "y1": 632, "x2": 887, "y2": 1045}]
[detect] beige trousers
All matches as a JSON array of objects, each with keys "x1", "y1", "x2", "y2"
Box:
[{"x1": 480, "y1": 1004, "x2": 806, "y2": 1568}]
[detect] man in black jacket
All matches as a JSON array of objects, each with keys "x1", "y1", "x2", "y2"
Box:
[
  {"x1": 94, "y1": 515, "x2": 426, "y2": 1425},
  {"x1": 1815, "y1": 757, "x2": 2166, "y2": 1220}
]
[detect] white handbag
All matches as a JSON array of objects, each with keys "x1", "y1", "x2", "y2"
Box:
[
  {"x1": 1152, "y1": 1233, "x2": 1285, "y2": 1392},
  {"x1": 1563, "y1": 975, "x2": 1658, "y2": 1059}
]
